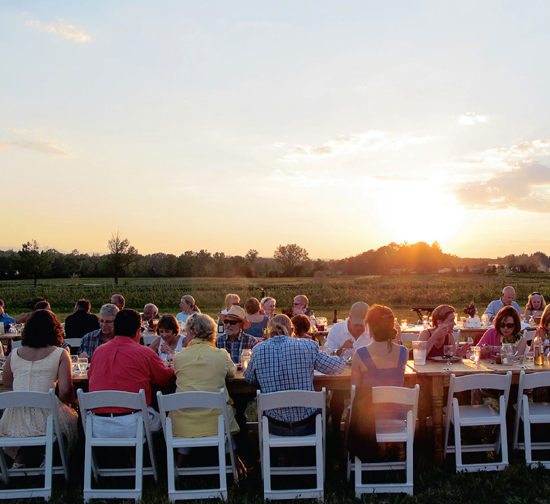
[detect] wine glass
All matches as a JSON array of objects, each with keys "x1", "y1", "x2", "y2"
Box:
[
  {"x1": 71, "y1": 355, "x2": 79, "y2": 373},
  {"x1": 444, "y1": 345, "x2": 454, "y2": 365}
]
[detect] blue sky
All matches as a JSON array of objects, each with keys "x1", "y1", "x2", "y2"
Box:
[{"x1": 2, "y1": 1, "x2": 550, "y2": 259}]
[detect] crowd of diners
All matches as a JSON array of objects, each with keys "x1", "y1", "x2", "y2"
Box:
[{"x1": 0, "y1": 284, "x2": 547, "y2": 472}]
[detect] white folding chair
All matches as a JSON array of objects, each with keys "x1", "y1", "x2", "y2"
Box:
[
  {"x1": 513, "y1": 370, "x2": 550, "y2": 467},
  {"x1": 77, "y1": 388, "x2": 158, "y2": 503},
  {"x1": 399, "y1": 333, "x2": 420, "y2": 343},
  {"x1": 257, "y1": 388, "x2": 326, "y2": 501},
  {"x1": 444, "y1": 372, "x2": 512, "y2": 472},
  {"x1": 63, "y1": 338, "x2": 82, "y2": 350},
  {"x1": 346, "y1": 384, "x2": 419, "y2": 497},
  {"x1": 0, "y1": 388, "x2": 69, "y2": 501},
  {"x1": 156, "y1": 389, "x2": 237, "y2": 502},
  {"x1": 11, "y1": 341, "x2": 21, "y2": 349},
  {"x1": 142, "y1": 335, "x2": 157, "y2": 347}
]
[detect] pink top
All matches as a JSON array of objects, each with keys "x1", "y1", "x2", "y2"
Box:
[
  {"x1": 89, "y1": 335, "x2": 175, "y2": 413},
  {"x1": 478, "y1": 328, "x2": 501, "y2": 358}
]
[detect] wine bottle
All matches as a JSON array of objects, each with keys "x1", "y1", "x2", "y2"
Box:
[{"x1": 333, "y1": 310, "x2": 338, "y2": 324}]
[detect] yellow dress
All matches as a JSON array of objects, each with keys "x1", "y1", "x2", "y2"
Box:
[{"x1": 170, "y1": 338, "x2": 239, "y2": 437}]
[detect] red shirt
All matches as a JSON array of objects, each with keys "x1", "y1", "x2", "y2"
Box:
[{"x1": 88, "y1": 335, "x2": 175, "y2": 413}]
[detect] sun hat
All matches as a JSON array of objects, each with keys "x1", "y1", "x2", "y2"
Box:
[{"x1": 218, "y1": 305, "x2": 251, "y2": 329}]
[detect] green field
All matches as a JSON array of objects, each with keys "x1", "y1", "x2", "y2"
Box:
[{"x1": 1, "y1": 274, "x2": 549, "y2": 322}]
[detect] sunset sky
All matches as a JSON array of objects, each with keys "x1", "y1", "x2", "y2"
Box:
[{"x1": 2, "y1": 1, "x2": 550, "y2": 260}]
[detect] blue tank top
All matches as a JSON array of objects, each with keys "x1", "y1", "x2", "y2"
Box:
[{"x1": 356, "y1": 345, "x2": 407, "y2": 388}]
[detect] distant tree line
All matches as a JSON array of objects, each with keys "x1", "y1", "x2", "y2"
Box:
[{"x1": 1, "y1": 236, "x2": 549, "y2": 284}]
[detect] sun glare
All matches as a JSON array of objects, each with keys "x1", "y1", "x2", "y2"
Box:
[{"x1": 370, "y1": 181, "x2": 464, "y2": 246}]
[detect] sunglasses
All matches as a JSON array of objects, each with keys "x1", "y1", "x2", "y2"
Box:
[
  {"x1": 223, "y1": 319, "x2": 240, "y2": 326},
  {"x1": 500, "y1": 323, "x2": 515, "y2": 329}
]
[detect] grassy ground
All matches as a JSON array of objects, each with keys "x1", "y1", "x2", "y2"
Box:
[
  {"x1": 2, "y1": 273, "x2": 550, "y2": 323},
  {"x1": 2, "y1": 419, "x2": 550, "y2": 504}
]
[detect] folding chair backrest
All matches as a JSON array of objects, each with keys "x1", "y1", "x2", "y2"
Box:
[
  {"x1": 158, "y1": 389, "x2": 226, "y2": 413},
  {"x1": 77, "y1": 389, "x2": 149, "y2": 436},
  {"x1": 142, "y1": 335, "x2": 157, "y2": 346},
  {"x1": 518, "y1": 370, "x2": 550, "y2": 397},
  {"x1": 63, "y1": 338, "x2": 82, "y2": 348},
  {"x1": 523, "y1": 330, "x2": 536, "y2": 343},
  {"x1": 11, "y1": 341, "x2": 22, "y2": 349},
  {"x1": 449, "y1": 372, "x2": 512, "y2": 405},
  {"x1": 372, "y1": 384, "x2": 420, "y2": 425},
  {"x1": 0, "y1": 390, "x2": 53, "y2": 410},
  {"x1": 258, "y1": 389, "x2": 325, "y2": 411}
]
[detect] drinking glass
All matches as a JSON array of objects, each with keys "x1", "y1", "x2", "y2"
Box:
[
  {"x1": 240, "y1": 349, "x2": 252, "y2": 369},
  {"x1": 472, "y1": 346, "x2": 481, "y2": 364},
  {"x1": 78, "y1": 357, "x2": 89, "y2": 374},
  {"x1": 400, "y1": 319, "x2": 408, "y2": 330},
  {"x1": 341, "y1": 348, "x2": 354, "y2": 365},
  {"x1": 71, "y1": 355, "x2": 79, "y2": 373},
  {"x1": 412, "y1": 341, "x2": 427, "y2": 365}
]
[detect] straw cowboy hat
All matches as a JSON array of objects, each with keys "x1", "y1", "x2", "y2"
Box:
[{"x1": 218, "y1": 305, "x2": 251, "y2": 329}]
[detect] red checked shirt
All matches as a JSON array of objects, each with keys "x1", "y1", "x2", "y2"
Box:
[{"x1": 88, "y1": 335, "x2": 175, "y2": 413}]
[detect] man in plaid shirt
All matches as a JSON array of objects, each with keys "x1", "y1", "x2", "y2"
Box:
[
  {"x1": 244, "y1": 315, "x2": 345, "y2": 436},
  {"x1": 216, "y1": 305, "x2": 259, "y2": 451}
]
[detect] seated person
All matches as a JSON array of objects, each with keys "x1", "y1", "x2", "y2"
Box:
[
  {"x1": 244, "y1": 298, "x2": 269, "y2": 339},
  {"x1": 0, "y1": 299, "x2": 15, "y2": 332},
  {"x1": 16, "y1": 297, "x2": 46, "y2": 324},
  {"x1": 292, "y1": 295, "x2": 311, "y2": 317},
  {"x1": 176, "y1": 295, "x2": 200, "y2": 327},
  {"x1": 348, "y1": 305, "x2": 407, "y2": 462},
  {"x1": 0, "y1": 310, "x2": 78, "y2": 468},
  {"x1": 291, "y1": 314, "x2": 322, "y2": 344},
  {"x1": 64, "y1": 299, "x2": 100, "y2": 339},
  {"x1": 149, "y1": 314, "x2": 187, "y2": 362},
  {"x1": 418, "y1": 305, "x2": 458, "y2": 358},
  {"x1": 260, "y1": 297, "x2": 276, "y2": 320},
  {"x1": 524, "y1": 292, "x2": 546, "y2": 322},
  {"x1": 88, "y1": 309, "x2": 175, "y2": 436},
  {"x1": 142, "y1": 303, "x2": 159, "y2": 326},
  {"x1": 220, "y1": 294, "x2": 240, "y2": 315},
  {"x1": 484, "y1": 286, "x2": 522, "y2": 322},
  {"x1": 110, "y1": 294, "x2": 125, "y2": 310},
  {"x1": 478, "y1": 306, "x2": 527, "y2": 358},
  {"x1": 170, "y1": 314, "x2": 243, "y2": 471},
  {"x1": 78, "y1": 304, "x2": 119, "y2": 360}
]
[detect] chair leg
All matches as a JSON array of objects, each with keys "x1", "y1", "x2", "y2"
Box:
[
  {"x1": 166, "y1": 435, "x2": 176, "y2": 499},
  {"x1": 354, "y1": 456, "x2": 362, "y2": 498},
  {"x1": 262, "y1": 418, "x2": 271, "y2": 496},
  {"x1": 513, "y1": 401, "x2": 522, "y2": 450},
  {"x1": 134, "y1": 422, "x2": 144, "y2": 501},
  {"x1": 218, "y1": 416, "x2": 227, "y2": 497},
  {"x1": 0, "y1": 449, "x2": 10, "y2": 484},
  {"x1": 315, "y1": 415, "x2": 324, "y2": 493},
  {"x1": 44, "y1": 418, "x2": 54, "y2": 499},
  {"x1": 83, "y1": 420, "x2": 94, "y2": 501},
  {"x1": 453, "y1": 401, "x2": 463, "y2": 470},
  {"x1": 521, "y1": 398, "x2": 532, "y2": 465}
]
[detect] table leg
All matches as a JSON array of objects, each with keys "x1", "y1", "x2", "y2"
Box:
[{"x1": 431, "y1": 376, "x2": 445, "y2": 463}]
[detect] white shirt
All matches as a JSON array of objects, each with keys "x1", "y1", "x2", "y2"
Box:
[{"x1": 326, "y1": 318, "x2": 372, "y2": 352}]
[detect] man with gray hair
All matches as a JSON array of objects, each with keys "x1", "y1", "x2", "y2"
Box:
[
  {"x1": 325, "y1": 301, "x2": 372, "y2": 445},
  {"x1": 78, "y1": 303, "x2": 119, "y2": 360},
  {"x1": 484, "y1": 286, "x2": 522, "y2": 322},
  {"x1": 142, "y1": 303, "x2": 159, "y2": 323}
]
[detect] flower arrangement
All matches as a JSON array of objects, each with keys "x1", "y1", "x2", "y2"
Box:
[{"x1": 463, "y1": 302, "x2": 476, "y2": 318}]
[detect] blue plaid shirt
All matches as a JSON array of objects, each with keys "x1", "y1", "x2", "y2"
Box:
[
  {"x1": 244, "y1": 335, "x2": 345, "y2": 423},
  {"x1": 216, "y1": 331, "x2": 258, "y2": 364},
  {"x1": 78, "y1": 329, "x2": 107, "y2": 360}
]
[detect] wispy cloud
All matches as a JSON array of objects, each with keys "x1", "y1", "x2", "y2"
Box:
[
  {"x1": 0, "y1": 130, "x2": 69, "y2": 157},
  {"x1": 458, "y1": 112, "x2": 488, "y2": 126},
  {"x1": 453, "y1": 161, "x2": 550, "y2": 213},
  {"x1": 280, "y1": 131, "x2": 435, "y2": 162},
  {"x1": 372, "y1": 175, "x2": 428, "y2": 181},
  {"x1": 25, "y1": 17, "x2": 91, "y2": 43}
]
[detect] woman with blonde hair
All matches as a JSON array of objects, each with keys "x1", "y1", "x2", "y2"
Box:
[
  {"x1": 176, "y1": 295, "x2": 200, "y2": 327},
  {"x1": 260, "y1": 297, "x2": 276, "y2": 320},
  {"x1": 525, "y1": 292, "x2": 546, "y2": 322},
  {"x1": 169, "y1": 314, "x2": 244, "y2": 471}
]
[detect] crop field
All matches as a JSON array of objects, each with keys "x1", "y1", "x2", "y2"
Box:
[{"x1": 1, "y1": 273, "x2": 549, "y2": 322}]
